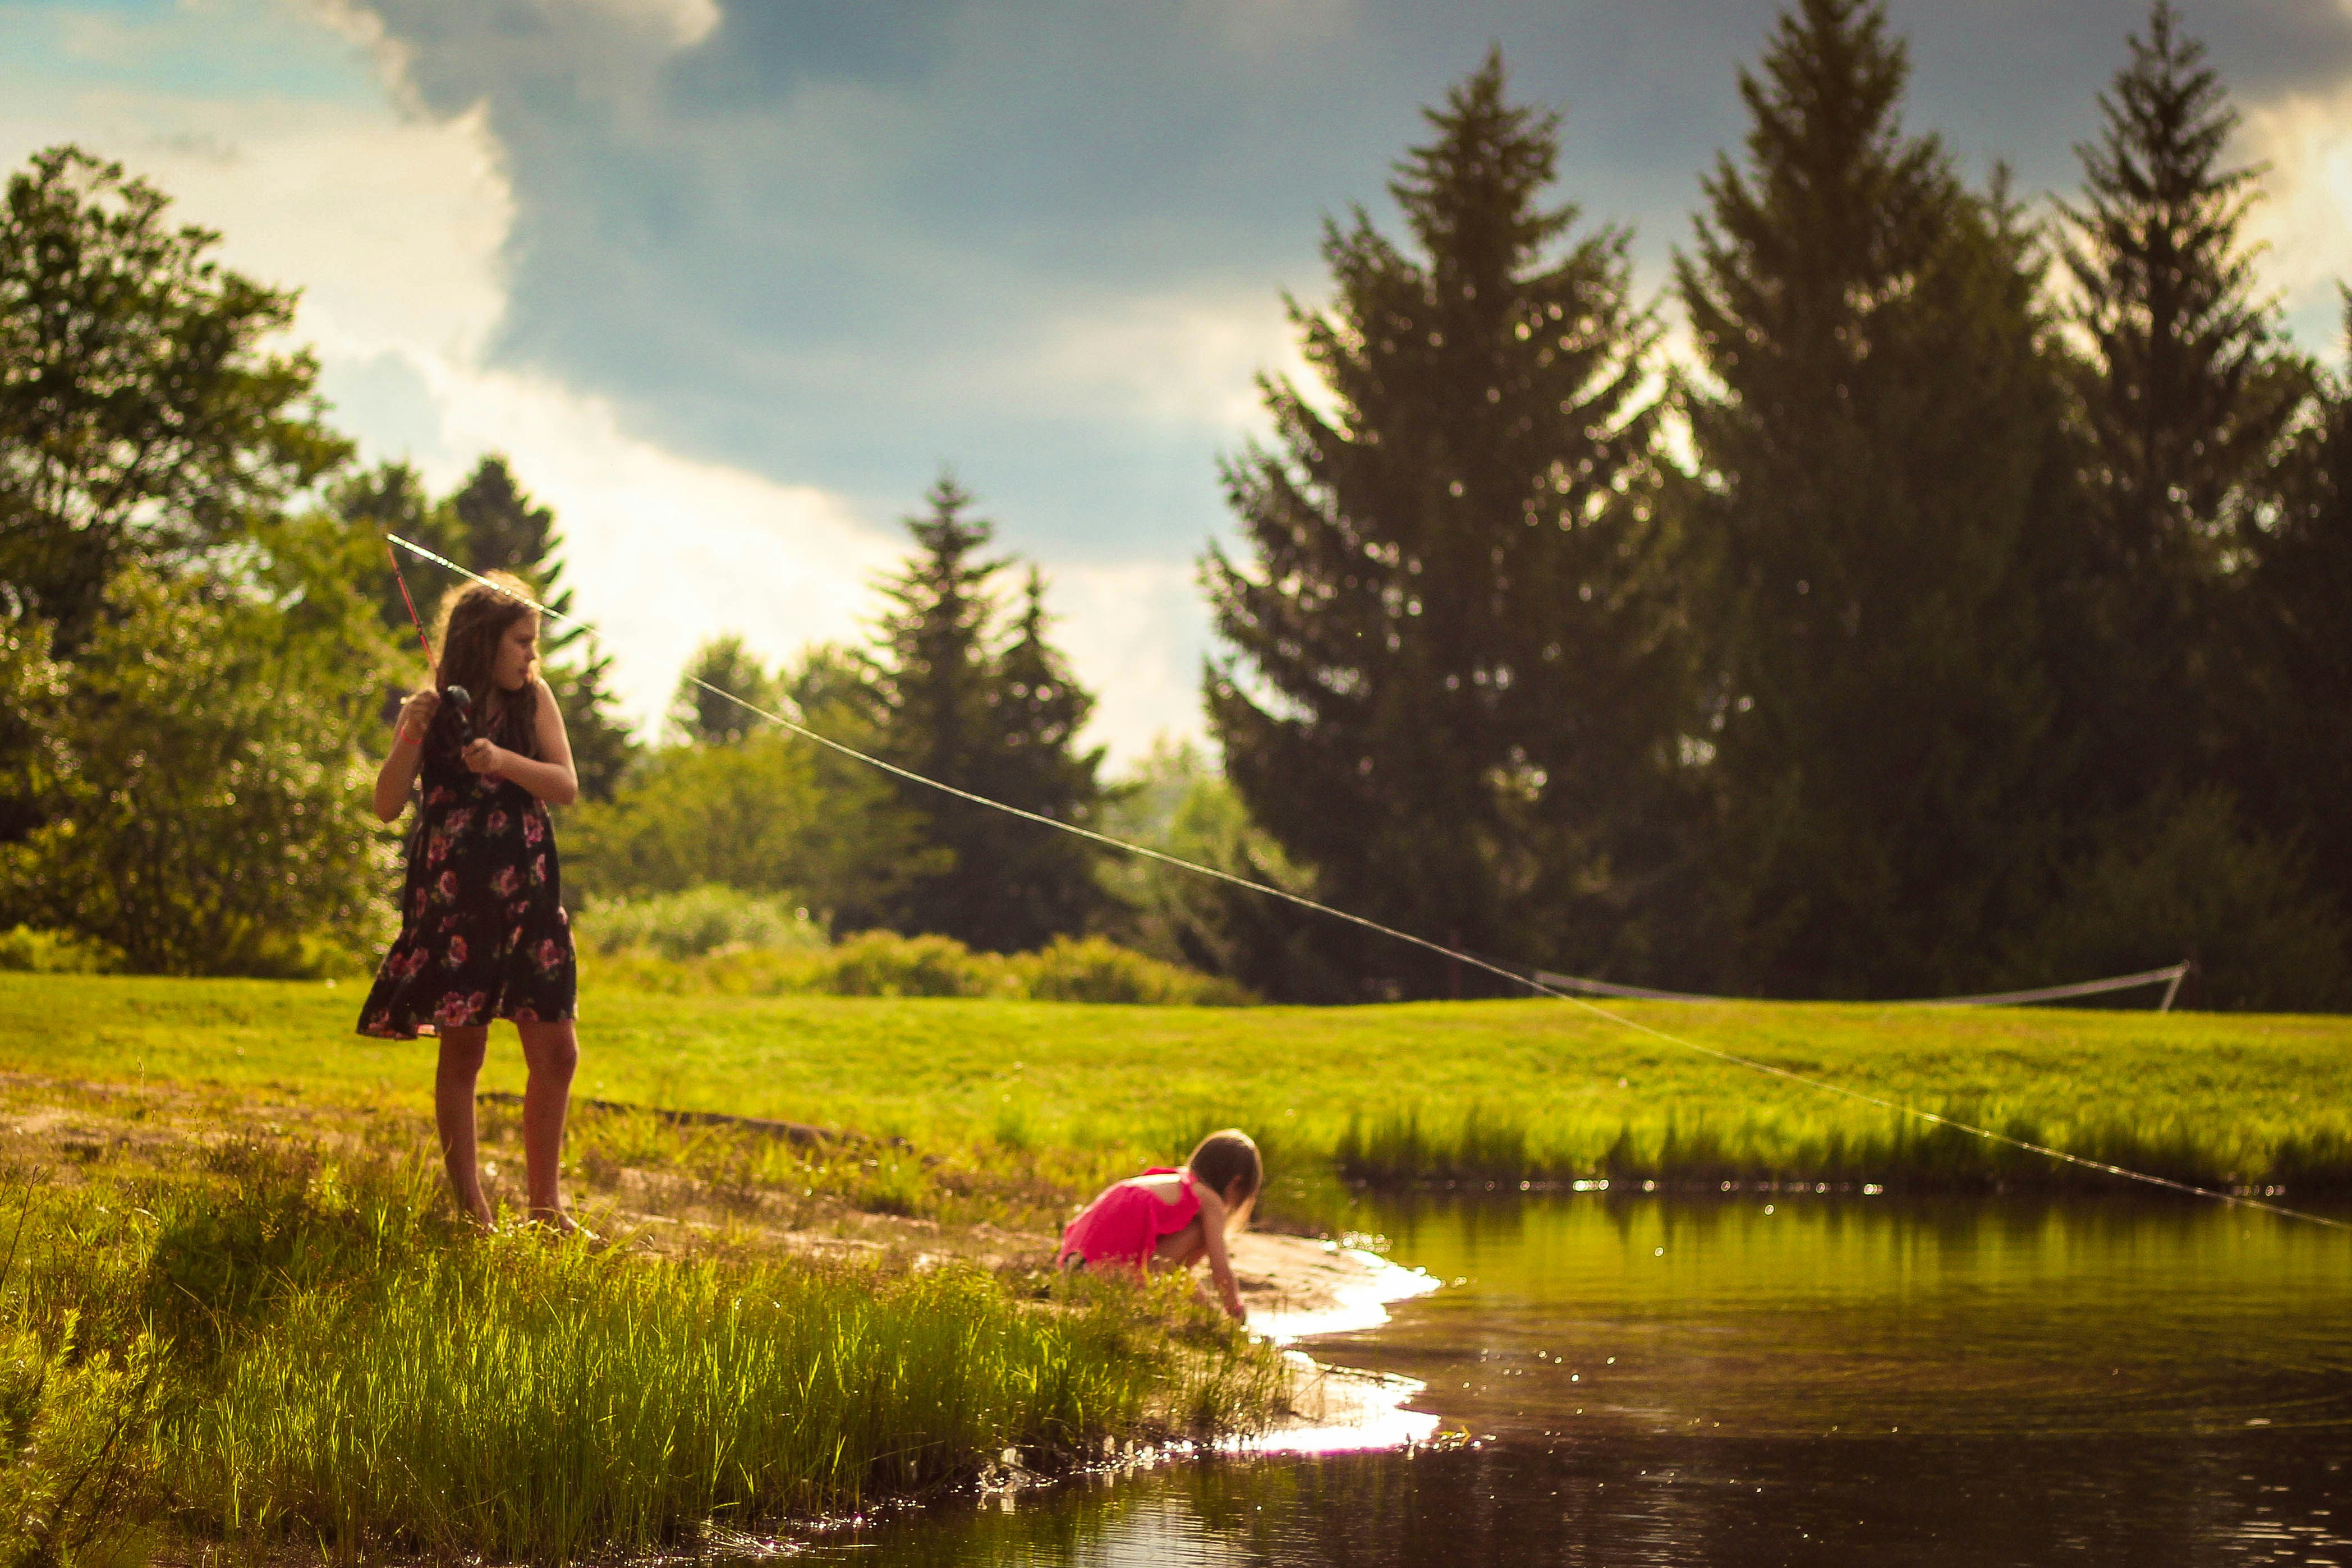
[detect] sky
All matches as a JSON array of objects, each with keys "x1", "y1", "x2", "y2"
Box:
[{"x1": 3, "y1": 0, "x2": 2349, "y2": 765}]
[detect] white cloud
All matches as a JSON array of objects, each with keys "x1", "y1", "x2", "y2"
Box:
[
  {"x1": 0, "y1": 19, "x2": 1212, "y2": 764},
  {"x1": 404, "y1": 352, "x2": 900, "y2": 731},
  {"x1": 1049, "y1": 559, "x2": 1216, "y2": 764},
  {"x1": 1033, "y1": 286, "x2": 1300, "y2": 430},
  {"x1": 2241, "y1": 77, "x2": 2352, "y2": 361}
]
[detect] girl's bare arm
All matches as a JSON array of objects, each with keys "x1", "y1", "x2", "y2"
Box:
[
  {"x1": 462, "y1": 678, "x2": 578, "y2": 806},
  {"x1": 373, "y1": 688, "x2": 440, "y2": 822},
  {"x1": 1194, "y1": 1188, "x2": 1247, "y2": 1321}
]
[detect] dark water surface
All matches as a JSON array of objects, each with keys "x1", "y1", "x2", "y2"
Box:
[{"x1": 798, "y1": 1193, "x2": 2352, "y2": 1565}]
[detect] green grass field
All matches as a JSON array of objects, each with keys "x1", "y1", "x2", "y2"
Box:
[{"x1": 11, "y1": 972, "x2": 2350, "y2": 1194}]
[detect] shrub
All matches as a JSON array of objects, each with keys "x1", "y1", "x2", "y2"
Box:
[
  {"x1": 1012, "y1": 936, "x2": 1254, "y2": 1006},
  {"x1": 2013, "y1": 789, "x2": 2351, "y2": 1011},
  {"x1": 576, "y1": 885, "x2": 825, "y2": 960},
  {"x1": 583, "y1": 928, "x2": 1254, "y2": 1004},
  {"x1": 818, "y1": 931, "x2": 1003, "y2": 997},
  {"x1": 0, "y1": 926, "x2": 116, "y2": 973}
]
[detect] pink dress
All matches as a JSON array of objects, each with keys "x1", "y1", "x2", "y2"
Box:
[{"x1": 1056, "y1": 1168, "x2": 1200, "y2": 1273}]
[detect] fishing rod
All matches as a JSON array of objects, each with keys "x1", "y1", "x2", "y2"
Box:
[
  {"x1": 385, "y1": 539, "x2": 475, "y2": 742},
  {"x1": 382, "y1": 531, "x2": 2349, "y2": 1235}
]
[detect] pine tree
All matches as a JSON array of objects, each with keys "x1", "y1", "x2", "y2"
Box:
[
  {"x1": 1675, "y1": 0, "x2": 2073, "y2": 997},
  {"x1": 1204, "y1": 50, "x2": 1682, "y2": 999},
  {"x1": 866, "y1": 476, "x2": 1109, "y2": 951},
  {"x1": 2057, "y1": 0, "x2": 2312, "y2": 803},
  {"x1": 983, "y1": 567, "x2": 1112, "y2": 949},
  {"x1": 867, "y1": 474, "x2": 1000, "y2": 947},
  {"x1": 329, "y1": 461, "x2": 462, "y2": 645},
  {"x1": 669, "y1": 635, "x2": 779, "y2": 746},
  {"x1": 2232, "y1": 296, "x2": 2352, "y2": 983}
]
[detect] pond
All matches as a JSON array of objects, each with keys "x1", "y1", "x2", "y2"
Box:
[{"x1": 789, "y1": 1190, "x2": 2352, "y2": 1565}]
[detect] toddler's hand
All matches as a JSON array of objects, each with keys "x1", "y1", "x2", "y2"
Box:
[
  {"x1": 462, "y1": 738, "x2": 505, "y2": 776},
  {"x1": 395, "y1": 688, "x2": 440, "y2": 744}
]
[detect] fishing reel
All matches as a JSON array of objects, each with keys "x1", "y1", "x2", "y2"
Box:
[{"x1": 443, "y1": 683, "x2": 476, "y2": 744}]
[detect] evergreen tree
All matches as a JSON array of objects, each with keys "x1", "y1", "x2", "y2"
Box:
[
  {"x1": 2231, "y1": 296, "x2": 2352, "y2": 986},
  {"x1": 328, "y1": 460, "x2": 461, "y2": 645},
  {"x1": 866, "y1": 477, "x2": 1109, "y2": 951},
  {"x1": 867, "y1": 475, "x2": 998, "y2": 943},
  {"x1": 452, "y1": 457, "x2": 555, "y2": 580},
  {"x1": 2056, "y1": 1, "x2": 2312, "y2": 803},
  {"x1": 984, "y1": 567, "x2": 1114, "y2": 948},
  {"x1": 1675, "y1": 0, "x2": 2073, "y2": 997},
  {"x1": 1205, "y1": 50, "x2": 1682, "y2": 1000},
  {"x1": 669, "y1": 635, "x2": 781, "y2": 746}
]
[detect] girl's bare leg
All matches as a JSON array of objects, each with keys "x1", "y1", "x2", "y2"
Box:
[
  {"x1": 517, "y1": 1019, "x2": 579, "y2": 1229},
  {"x1": 434, "y1": 1027, "x2": 495, "y2": 1226}
]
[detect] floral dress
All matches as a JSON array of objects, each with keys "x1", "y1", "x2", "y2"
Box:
[{"x1": 357, "y1": 700, "x2": 577, "y2": 1038}]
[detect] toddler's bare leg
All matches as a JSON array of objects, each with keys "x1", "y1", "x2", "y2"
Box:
[
  {"x1": 434, "y1": 1027, "x2": 494, "y2": 1226},
  {"x1": 517, "y1": 1019, "x2": 579, "y2": 1229},
  {"x1": 1152, "y1": 1220, "x2": 1210, "y2": 1272}
]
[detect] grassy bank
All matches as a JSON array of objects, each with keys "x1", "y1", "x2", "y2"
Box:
[
  {"x1": 0, "y1": 1074, "x2": 1285, "y2": 1562},
  {"x1": 8, "y1": 973, "x2": 2350, "y2": 1194}
]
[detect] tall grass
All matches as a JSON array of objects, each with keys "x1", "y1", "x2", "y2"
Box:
[
  {"x1": 0, "y1": 1135, "x2": 1285, "y2": 1564},
  {"x1": 1326, "y1": 1098, "x2": 2352, "y2": 1192},
  {"x1": 175, "y1": 1245, "x2": 1220, "y2": 1558}
]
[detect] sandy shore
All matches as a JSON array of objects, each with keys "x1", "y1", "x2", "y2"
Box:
[{"x1": 1230, "y1": 1231, "x2": 1437, "y2": 1337}]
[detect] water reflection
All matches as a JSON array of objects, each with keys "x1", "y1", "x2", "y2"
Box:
[
  {"x1": 775, "y1": 1194, "x2": 2352, "y2": 1566},
  {"x1": 1322, "y1": 1190, "x2": 2352, "y2": 1441}
]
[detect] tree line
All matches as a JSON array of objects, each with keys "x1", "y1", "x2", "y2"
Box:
[
  {"x1": 2, "y1": 0, "x2": 2346, "y2": 1008},
  {"x1": 1200, "y1": 0, "x2": 2352, "y2": 1008},
  {"x1": 0, "y1": 129, "x2": 1120, "y2": 971}
]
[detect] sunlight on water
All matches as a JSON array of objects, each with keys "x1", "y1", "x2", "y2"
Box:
[{"x1": 770, "y1": 1194, "x2": 2352, "y2": 1567}]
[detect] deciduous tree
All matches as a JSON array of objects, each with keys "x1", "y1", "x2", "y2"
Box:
[
  {"x1": 0, "y1": 146, "x2": 347, "y2": 649},
  {"x1": 1, "y1": 569, "x2": 391, "y2": 974}
]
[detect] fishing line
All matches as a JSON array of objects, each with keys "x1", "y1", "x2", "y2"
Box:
[{"x1": 384, "y1": 532, "x2": 2351, "y2": 1235}]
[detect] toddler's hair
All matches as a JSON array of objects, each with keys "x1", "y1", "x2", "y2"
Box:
[{"x1": 1187, "y1": 1129, "x2": 1261, "y2": 1204}]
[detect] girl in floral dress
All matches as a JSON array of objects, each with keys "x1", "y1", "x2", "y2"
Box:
[{"x1": 359, "y1": 572, "x2": 581, "y2": 1231}]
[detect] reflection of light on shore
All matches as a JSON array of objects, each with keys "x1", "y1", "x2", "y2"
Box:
[
  {"x1": 1237, "y1": 1244, "x2": 1446, "y2": 1454},
  {"x1": 1247, "y1": 1245, "x2": 1441, "y2": 1344},
  {"x1": 1238, "y1": 1357, "x2": 1441, "y2": 1454}
]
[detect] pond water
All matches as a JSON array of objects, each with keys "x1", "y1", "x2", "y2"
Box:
[{"x1": 791, "y1": 1191, "x2": 2352, "y2": 1566}]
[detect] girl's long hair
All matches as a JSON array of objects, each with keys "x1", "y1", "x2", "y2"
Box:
[{"x1": 430, "y1": 572, "x2": 541, "y2": 756}]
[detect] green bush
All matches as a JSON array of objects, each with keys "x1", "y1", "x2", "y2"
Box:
[
  {"x1": 2012, "y1": 789, "x2": 2351, "y2": 1011},
  {"x1": 584, "y1": 929, "x2": 1253, "y2": 1004},
  {"x1": 0, "y1": 926, "x2": 117, "y2": 973},
  {"x1": 2, "y1": 570, "x2": 395, "y2": 977},
  {"x1": 818, "y1": 930, "x2": 1003, "y2": 997},
  {"x1": 576, "y1": 886, "x2": 826, "y2": 960},
  {"x1": 1012, "y1": 935, "x2": 1254, "y2": 1006}
]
